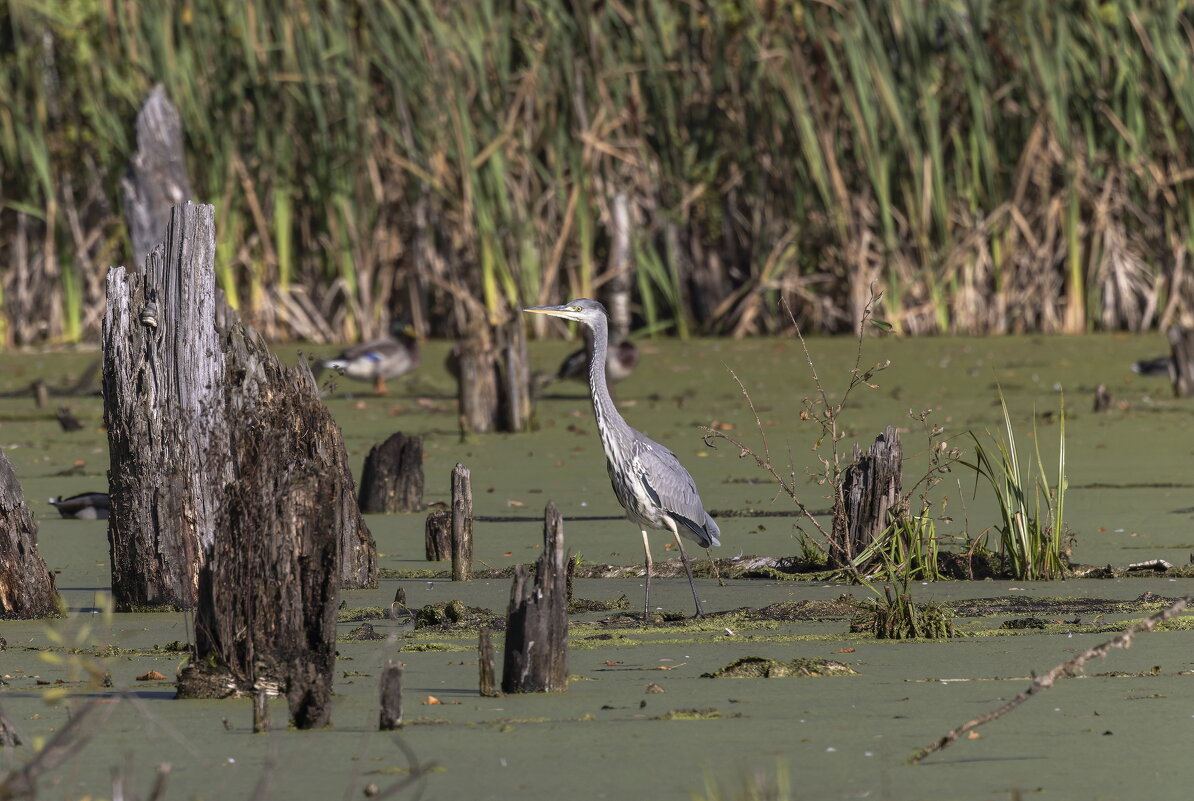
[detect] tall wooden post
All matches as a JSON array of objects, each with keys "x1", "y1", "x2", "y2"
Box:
[
  {"x1": 830, "y1": 426, "x2": 902, "y2": 571},
  {"x1": 121, "y1": 85, "x2": 194, "y2": 269},
  {"x1": 502, "y1": 502, "x2": 568, "y2": 694},
  {"x1": 451, "y1": 464, "x2": 473, "y2": 581},
  {"x1": 104, "y1": 203, "x2": 226, "y2": 610}
]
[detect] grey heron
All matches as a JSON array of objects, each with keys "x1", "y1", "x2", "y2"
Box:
[
  {"x1": 524, "y1": 298, "x2": 719, "y2": 620},
  {"x1": 317, "y1": 321, "x2": 420, "y2": 395}
]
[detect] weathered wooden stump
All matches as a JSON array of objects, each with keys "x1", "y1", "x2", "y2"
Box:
[
  {"x1": 495, "y1": 317, "x2": 533, "y2": 432},
  {"x1": 0, "y1": 449, "x2": 61, "y2": 619},
  {"x1": 358, "y1": 432, "x2": 424, "y2": 513},
  {"x1": 253, "y1": 689, "x2": 270, "y2": 734},
  {"x1": 121, "y1": 84, "x2": 194, "y2": 268},
  {"x1": 105, "y1": 203, "x2": 375, "y2": 612},
  {"x1": 1168, "y1": 326, "x2": 1194, "y2": 397},
  {"x1": 104, "y1": 203, "x2": 227, "y2": 610},
  {"x1": 452, "y1": 300, "x2": 534, "y2": 435},
  {"x1": 830, "y1": 426, "x2": 902, "y2": 571},
  {"x1": 379, "y1": 660, "x2": 403, "y2": 731},
  {"x1": 451, "y1": 464, "x2": 474, "y2": 581},
  {"x1": 455, "y1": 311, "x2": 500, "y2": 435},
  {"x1": 424, "y1": 509, "x2": 452, "y2": 561},
  {"x1": 30, "y1": 381, "x2": 49, "y2": 409},
  {"x1": 478, "y1": 627, "x2": 500, "y2": 697},
  {"x1": 1093, "y1": 383, "x2": 1112, "y2": 413},
  {"x1": 501, "y1": 502, "x2": 568, "y2": 694}
]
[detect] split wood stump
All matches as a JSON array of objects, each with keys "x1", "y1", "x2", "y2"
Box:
[
  {"x1": 122, "y1": 85, "x2": 194, "y2": 269},
  {"x1": 379, "y1": 660, "x2": 403, "y2": 731},
  {"x1": 453, "y1": 304, "x2": 534, "y2": 434},
  {"x1": 358, "y1": 432, "x2": 424, "y2": 513},
  {"x1": 830, "y1": 426, "x2": 902, "y2": 571},
  {"x1": 0, "y1": 449, "x2": 61, "y2": 619},
  {"x1": 425, "y1": 509, "x2": 452, "y2": 561},
  {"x1": 502, "y1": 502, "x2": 568, "y2": 694}
]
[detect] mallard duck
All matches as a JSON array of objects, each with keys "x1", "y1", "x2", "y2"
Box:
[
  {"x1": 1131, "y1": 355, "x2": 1174, "y2": 378},
  {"x1": 49, "y1": 492, "x2": 110, "y2": 520},
  {"x1": 317, "y1": 321, "x2": 420, "y2": 395},
  {"x1": 556, "y1": 331, "x2": 639, "y2": 384}
]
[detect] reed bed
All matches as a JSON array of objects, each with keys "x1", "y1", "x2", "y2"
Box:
[{"x1": 2, "y1": 0, "x2": 1193, "y2": 344}]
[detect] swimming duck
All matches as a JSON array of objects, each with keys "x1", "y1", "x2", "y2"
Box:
[
  {"x1": 1131, "y1": 355, "x2": 1173, "y2": 378},
  {"x1": 317, "y1": 321, "x2": 420, "y2": 395},
  {"x1": 49, "y1": 492, "x2": 110, "y2": 520},
  {"x1": 556, "y1": 332, "x2": 639, "y2": 384}
]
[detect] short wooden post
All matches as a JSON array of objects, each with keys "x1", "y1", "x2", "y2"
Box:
[
  {"x1": 479, "y1": 627, "x2": 500, "y2": 698},
  {"x1": 252, "y1": 689, "x2": 270, "y2": 733},
  {"x1": 451, "y1": 464, "x2": 473, "y2": 581},
  {"x1": 358, "y1": 432, "x2": 424, "y2": 514},
  {"x1": 829, "y1": 426, "x2": 902, "y2": 571},
  {"x1": 30, "y1": 381, "x2": 49, "y2": 409},
  {"x1": 379, "y1": 660, "x2": 403, "y2": 730},
  {"x1": 1093, "y1": 384, "x2": 1112, "y2": 412},
  {"x1": 0, "y1": 449, "x2": 61, "y2": 619},
  {"x1": 424, "y1": 510, "x2": 452, "y2": 561},
  {"x1": 501, "y1": 502, "x2": 568, "y2": 694},
  {"x1": 1168, "y1": 326, "x2": 1194, "y2": 397}
]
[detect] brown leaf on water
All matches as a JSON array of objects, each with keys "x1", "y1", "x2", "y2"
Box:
[
  {"x1": 424, "y1": 695, "x2": 442, "y2": 705},
  {"x1": 136, "y1": 670, "x2": 166, "y2": 681}
]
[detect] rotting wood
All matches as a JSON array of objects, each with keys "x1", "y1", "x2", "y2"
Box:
[
  {"x1": 495, "y1": 316, "x2": 533, "y2": 432},
  {"x1": 425, "y1": 509, "x2": 452, "y2": 561},
  {"x1": 358, "y1": 432, "x2": 424, "y2": 513},
  {"x1": 830, "y1": 426, "x2": 902, "y2": 571},
  {"x1": 501, "y1": 502, "x2": 568, "y2": 694},
  {"x1": 455, "y1": 309, "x2": 500, "y2": 434},
  {"x1": 0, "y1": 449, "x2": 61, "y2": 619},
  {"x1": 121, "y1": 85, "x2": 194, "y2": 268},
  {"x1": 1168, "y1": 326, "x2": 1194, "y2": 397},
  {"x1": 479, "y1": 626, "x2": 500, "y2": 698},
  {"x1": 451, "y1": 464, "x2": 473, "y2": 581},
  {"x1": 104, "y1": 202, "x2": 226, "y2": 610},
  {"x1": 379, "y1": 660, "x2": 403, "y2": 731},
  {"x1": 30, "y1": 381, "x2": 48, "y2": 409},
  {"x1": 1093, "y1": 383, "x2": 1112, "y2": 412}
]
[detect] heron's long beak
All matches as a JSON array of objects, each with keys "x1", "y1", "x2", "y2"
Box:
[{"x1": 523, "y1": 305, "x2": 571, "y2": 319}]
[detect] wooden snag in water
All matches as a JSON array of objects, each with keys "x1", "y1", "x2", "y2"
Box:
[
  {"x1": 829, "y1": 426, "x2": 902, "y2": 571},
  {"x1": 253, "y1": 689, "x2": 270, "y2": 734},
  {"x1": 0, "y1": 449, "x2": 61, "y2": 619},
  {"x1": 478, "y1": 627, "x2": 500, "y2": 698},
  {"x1": 501, "y1": 502, "x2": 568, "y2": 694},
  {"x1": 495, "y1": 316, "x2": 533, "y2": 432},
  {"x1": 358, "y1": 432, "x2": 424, "y2": 513},
  {"x1": 0, "y1": 703, "x2": 23, "y2": 746},
  {"x1": 104, "y1": 203, "x2": 226, "y2": 610},
  {"x1": 379, "y1": 660, "x2": 403, "y2": 731},
  {"x1": 424, "y1": 509, "x2": 452, "y2": 561},
  {"x1": 1168, "y1": 326, "x2": 1194, "y2": 397},
  {"x1": 121, "y1": 84, "x2": 194, "y2": 268},
  {"x1": 1093, "y1": 383, "x2": 1112, "y2": 413},
  {"x1": 451, "y1": 463, "x2": 473, "y2": 581},
  {"x1": 177, "y1": 321, "x2": 373, "y2": 728},
  {"x1": 455, "y1": 309, "x2": 500, "y2": 434},
  {"x1": 606, "y1": 192, "x2": 634, "y2": 343}
]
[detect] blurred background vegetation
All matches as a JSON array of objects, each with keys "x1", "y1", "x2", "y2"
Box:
[{"x1": 2, "y1": 0, "x2": 1193, "y2": 346}]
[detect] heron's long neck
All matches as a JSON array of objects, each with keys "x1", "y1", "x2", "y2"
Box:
[{"x1": 586, "y1": 316, "x2": 632, "y2": 451}]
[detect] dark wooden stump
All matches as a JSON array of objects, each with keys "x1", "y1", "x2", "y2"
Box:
[
  {"x1": 479, "y1": 627, "x2": 500, "y2": 697},
  {"x1": 358, "y1": 432, "x2": 424, "y2": 513},
  {"x1": 1168, "y1": 326, "x2": 1194, "y2": 397},
  {"x1": 121, "y1": 85, "x2": 194, "y2": 268},
  {"x1": 379, "y1": 660, "x2": 403, "y2": 730},
  {"x1": 501, "y1": 502, "x2": 568, "y2": 694},
  {"x1": 1093, "y1": 383, "x2": 1112, "y2": 412},
  {"x1": 456, "y1": 311, "x2": 499, "y2": 435},
  {"x1": 30, "y1": 381, "x2": 49, "y2": 409},
  {"x1": 0, "y1": 449, "x2": 61, "y2": 619},
  {"x1": 451, "y1": 464, "x2": 473, "y2": 581},
  {"x1": 495, "y1": 317, "x2": 533, "y2": 432},
  {"x1": 830, "y1": 426, "x2": 902, "y2": 571},
  {"x1": 253, "y1": 689, "x2": 270, "y2": 734},
  {"x1": 104, "y1": 203, "x2": 226, "y2": 610},
  {"x1": 425, "y1": 509, "x2": 452, "y2": 561}
]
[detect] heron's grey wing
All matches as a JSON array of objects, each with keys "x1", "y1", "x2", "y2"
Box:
[{"x1": 632, "y1": 438, "x2": 720, "y2": 547}]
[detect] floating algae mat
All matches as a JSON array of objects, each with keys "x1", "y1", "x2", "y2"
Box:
[{"x1": 3, "y1": 334, "x2": 1194, "y2": 800}]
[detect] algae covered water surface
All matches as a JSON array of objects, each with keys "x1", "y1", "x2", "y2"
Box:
[{"x1": 2, "y1": 333, "x2": 1194, "y2": 800}]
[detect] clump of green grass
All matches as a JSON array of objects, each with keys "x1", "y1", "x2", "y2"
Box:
[
  {"x1": 850, "y1": 582, "x2": 955, "y2": 640},
  {"x1": 965, "y1": 390, "x2": 1069, "y2": 580}
]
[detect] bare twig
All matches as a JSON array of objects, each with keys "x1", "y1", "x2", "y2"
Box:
[
  {"x1": 909, "y1": 595, "x2": 1192, "y2": 764},
  {"x1": 0, "y1": 698, "x2": 120, "y2": 800}
]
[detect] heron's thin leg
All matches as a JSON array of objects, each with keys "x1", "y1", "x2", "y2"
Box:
[
  {"x1": 641, "y1": 530, "x2": 653, "y2": 624},
  {"x1": 673, "y1": 533, "x2": 705, "y2": 618}
]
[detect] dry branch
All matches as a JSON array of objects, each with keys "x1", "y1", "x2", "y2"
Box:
[{"x1": 909, "y1": 595, "x2": 1191, "y2": 764}]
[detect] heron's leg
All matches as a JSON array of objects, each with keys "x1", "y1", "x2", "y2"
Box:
[
  {"x1": 641, "y1": 530, "x2": 653, "y2": 624},
  {"x1": 673, "y1": 533, "x2": 705, "y2": 618}
]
